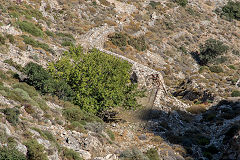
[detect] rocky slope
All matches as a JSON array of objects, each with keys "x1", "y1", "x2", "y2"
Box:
[{"x1": 0, "y1": 0, "x2": 240, "y2": 160}]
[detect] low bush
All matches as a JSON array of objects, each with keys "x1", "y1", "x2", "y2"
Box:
[
  {"x1": 24, "y1": 139, "x2": 48, "y2": 160},
  {"x1": 106, "y1": 129, "x2": 115, "y2": 141},
  {"x1": 0, "y1": 147, "x2": 26, "y2": 160},
  {"x1": 128, "y1": 36, "x2": 148, "y2": 51},
  {"x1": 21, "y1": 35, "x2": 54, "y2": 54},
  {"x1": 62, "y1": 147, "x2": 82, "y2": 160},
  {"x1": 221, "y1": 1, "x2": 240, "y2": 21},
  {"x1": 18, "y1": 21, "x2": 44, "y2": 37},
  {"x1": 13, "y1": 83, "x2": 38, "y2": 97},
  {"x1": 231, "y1": 90, "x2": 240, "y2": 97},
  {"x1": 109, "y1": 33, "x2": 128, "y2": 50},
  {"x1": 119, "y1": 148, "x2": 149, "y2": 160},
  {"x1": 209, "y1": 65, "x2": 223, "y2": 73},
  {"x1": 198, "y1": 39, "x2": 229, "y2": 65},
  {"x1": 145, "y1": 148, "x2": 159, "y2": 160},
  {"x1": 3, "y1": 59, "x2": 23, "y2": 72},
  {"x1": 174, "y1": 0, "x2": 188, "y2": 7},
  {"x1": 0, "y1": 34, "x2": 6, "y2": 45},
  {"x1": 6, "y1": 34, "x2": 15, "y2": 43},
  {"x1": 2, "y1": 107, "x2": 20, "y2": 126},
  {"x1": 61, "y1": 41, "x2": 74, "y2": 47}
]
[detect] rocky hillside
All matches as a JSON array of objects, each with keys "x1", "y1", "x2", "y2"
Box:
[{"x1": 0, "y1": 0, "x2": 240, "y2": 160}]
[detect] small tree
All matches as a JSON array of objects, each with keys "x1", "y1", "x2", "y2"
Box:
[
  {"x1": 48, "y1": 46, "x2": 144, "y2": 114},
  {"x1": 198, "y1": 39, "x2": 229, "y2": 65}
]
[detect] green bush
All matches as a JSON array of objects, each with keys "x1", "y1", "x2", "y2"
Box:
[
  {"x1": 106, "y1": 129, "x2": 115, "y2": 141},
  {"x1": 145, "y1": 148, "x2": 159, "y2": 160},
  {"x1": 13, "y1": 83, "x2": 38, "y2": 98},
  {"x1": 109, "y1": 33, "x2": 128, "y2": 50},
  {"x1": 24, "y1": 62, "x2": 74, "y2": 101},
  {"x1": 174, "y1": 0, "x2": 188, "y2": 7},
  {"x1": 0, "y1": 34, "x2": 5, "y2": 45},
  {"x1": 221, "y1": 1, "x2": 240, "y2": 21},
  {"x1": 62, "y1": 147, "x2": 82, "y2": 160},
  {"x1": 48, "y1": 46, "x2": 144, "y2": 114},
  {"x1": 2, "y1": 107, "x2": 20, "y2": 126},
  {"x1": 198, "y1": 39, "x2": 229, "y2": 65},
  {"x1": 6, "y1": 34, "x2": 15, "y2": 43},
  {"x1": 45, "y1": 30, "x2": 54, "y2": 37},
  {"x1": 21, "y1": 35, "x2": 54, "y2": 54},
  {"x1": 24, "y1": 139, "x2": 48, "y2": 160},
  {"x1": 231, "y1": 90, "x2": 240, "y2": 97},
  {"x1": 61, "y1": 41, "x2": 74, "y2": 47},
  {"x1": 128, "y1": 36, "x2": 148, "y2": 51},
  {"x1": 18, "y1": 21, "x2": 44, "y2": 37},
  {"x1": 56, "y1": 32, "x2": 75, "y2": 41},
  {"x1": 119, "y1": 148, "x2": 149, "y2": 160},
  {"x1": 209, "y1": 65, "x2": 223, "y2": 73},
  {"x1": 0, "y1": 147, "x2": 26, "y2": 160}
]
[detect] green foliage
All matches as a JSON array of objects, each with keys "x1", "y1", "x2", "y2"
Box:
[
  {"x1": 2, "y1": 107, "x2": 20, "y2": 126},
  {"x1": 23, "y1": 62, "x2": 74, "y2": 101},
  {"x1": 120, "y1": 148, "x2": 149, "y2": 160},
  {"x1": 61, "y1": 41, "x2": 74, "y2": 47},
  {"x1": 45, "y1": 30, "x2": 54, "y2": 37},
  {"x1": 13, "y1": 83, "x2": 38, "y2": 97},
  {"x1": 0, "y1": 147, "x2": 26, "y2": 160},
  {"x1": 198, "y1": 39, "x2": 229, "y2": 65},
  {"x1": 62, "y1": 147, "x2": 82, "y2": 160},
  {"x1": 109, "y1": 33, "x2": 148, "y2": 51},
  {"x1": 145, "y1": 148, "x2": 159, "y2": 160},
  {"x1": 221, "y1": 1, "x2": 240, "y2": 21},
  {"x1": 24, "y1": 139, "x2": 48, "y2": 160},
  {"x1": 56, "y1": 32, "x2": 75, "y2": 41},
  {"x1": 18, "y1": 21, "x2": 44, "y2": 37},
  {"x1": 0, "y1": 34, "x2": 6, "y2": 45},
  {"x1": 149, "y1": 1, "x2": 161, "y2": 9},
  {"x1": 174, "y1": 0, "x2": 188, "y2": 7},
  {"x1": 49, "y1": 46, "x2": 144, "y2": 114},
  {"x1": 128, "y1": 36, "x2": 148, "y2": 51},
  {"x1": 6, "y1": 34, "x2": 15, "y2": 44},
  {"x1": 21, "y1": 35, "x2": 54, "y2": 54},
  {"x1": 3, "y1": 59, "x2": 23, "y2": 71},
  {"x1": 209, "y1": 65, "x2": 223, "y2": 73},
  {"x1": 109, "y1": 33, "x2": 128, "y2": 50},
  {"x1": 231, "y1": 90, "x2": 240, "y2": 97}
]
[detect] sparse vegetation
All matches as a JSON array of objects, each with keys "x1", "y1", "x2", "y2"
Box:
[
  {"x1": 0, "y1": 34, "x2": 6, "y2": 45},
  {"x1": 209, "y1": 65, "x2": 223, "y2": 73},
  {"x1": 21, "y1": 35, "x2": 54, "y2": 54},
  {"x1": 174, "y1": 0, "x2": 188, "y2": 7},
  {"x1": 24, "y1": 139, "x2": 48, "y2": 160},
  {"x1": 62, "y1": 147, "x2": 83, "y2": 160},
  {"x1": 18, "y1": 21, "x2": 44, "y2": 37},
  {"x1": 145, "y1": 148, "x2": 159, "y2": 160}
]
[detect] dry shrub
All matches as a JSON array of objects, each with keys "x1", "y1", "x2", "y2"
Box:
[{"x1": 186, "y1": 104, "x2": 207, "y2": 114}]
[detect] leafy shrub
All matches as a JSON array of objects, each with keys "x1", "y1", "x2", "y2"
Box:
[
  {"x1": 3, "y1": 58, "x2": 23, "y2": 71},
  {"x1": 49, "y1": 46, "x2": 144, "y2": 114},
  {"x1": 231, "y1": 90, "x2": 240, "y2": 97},
  {"x1": 24, "y1": 62, "x2": 74, "y2": 101},
  {"x1": 198, "y1": 39, "x2": 229, "y2": 65},
  {"x1": 174, "y1": 0, "x2": 188, "y2": 7},
  {"x1": 21, "y1": 35, "x2": 54, "y2": 54},
  {"x1": 209, "y1": 65, "x2": 223, "y2": 73},
  {"x1": 24, "y1": 139, "x2": 48, "y2": 160},
  {"x1": 18, "y1": 21, "x2": 44, "y2": 37},
  {"x1": 221, "y1": 1, "x2": 240, "y2": 21},
  {"x1": 0, "y1": 147, "x2": 26, "y2": 160},
  {"x1": 2, "y1": 107, "x2": 20, "y2": 126},
  {"x1": 145, "y1": 148, "x2": 159, "y2": 160},
  {"x1": 0, "y1": 34, "x2": 5, "y2": 45},
  {"x1": 62, "y1": 147, "x2": 82, "y2": 160},
  {"x1": 56, "y1": 32, "x2": 75, "y2": 41}
]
